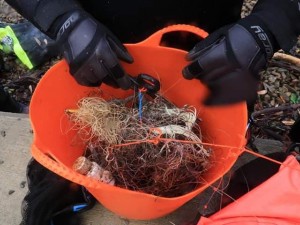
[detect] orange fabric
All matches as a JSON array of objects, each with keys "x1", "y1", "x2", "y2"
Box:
[
  {"x1": 198, "y1": 156, "x2": 300, "y2": 225},
  {"x1": 199, "y1": 217, "x2": 300, "y2": 225}
]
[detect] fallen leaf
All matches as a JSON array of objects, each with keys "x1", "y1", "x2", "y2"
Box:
[
  {"x1": 257, "y1": 90, "x2": 268, "y2": 95},
  {"x1": 282, "y1": 119, "x2": 295, "y2": 126}
]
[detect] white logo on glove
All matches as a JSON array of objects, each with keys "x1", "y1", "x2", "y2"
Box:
[{"x1": 250, "y1": 25, "x2": 273, "y2": 58}]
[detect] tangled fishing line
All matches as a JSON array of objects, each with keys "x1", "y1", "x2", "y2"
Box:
[{"x1": 67, "y1": 93, "x2": 211, "y2": 197}]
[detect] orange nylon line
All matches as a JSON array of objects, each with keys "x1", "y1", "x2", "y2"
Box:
[
  {"x1": 112, "y1": 135, "x2": 245, "y2": 150},
  {"x1": 243, "y1": 148, "x2": 283, "y2": 165},
  {"x1": 112, "y1": 140, "x2": 149, "y2": 148},
  {"x1": 159, "y1": 77, "x2": 184, "y2": 96},
  {"x1": 159, "y1": 138, "x2": 244, "y2": 150},
  {"x1": 139, "y1": 87, "x2": 147, "y2": 93},
  {"x1": 203, "y1": 177, "x2": 224, "y2": 210},
  {"x1": 111, "y1": 136, "x2": 300, "y2": 174}
]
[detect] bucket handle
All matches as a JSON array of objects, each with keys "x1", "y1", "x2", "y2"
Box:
[
  {"x1": 137, "y1": 24, "x2": 208, "y2": 47},
  {"x1": 31, "y1": 144, "x2": 102, "y2": 189},
  {"x1": 30, "y1": 25, "x2": 208, "y2": 190}
]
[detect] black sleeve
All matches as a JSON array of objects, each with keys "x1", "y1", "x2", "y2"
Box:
[
  {"x1": 4, "y1": 0, "x2": 82, "y2": 38},
  {"x1": 252, "y1": 0, "x2": 300, "y2": 52}
]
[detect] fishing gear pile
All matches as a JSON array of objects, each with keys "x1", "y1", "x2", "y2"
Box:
[{"x1": 67, "y1": 93, "x2": 211, "y2": 197}]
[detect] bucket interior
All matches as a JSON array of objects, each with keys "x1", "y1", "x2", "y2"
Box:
[{"x1": 30, "y1": 44, "x2": 247, "y2": 219}]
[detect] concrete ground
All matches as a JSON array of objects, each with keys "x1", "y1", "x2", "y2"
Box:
[
  {"x1": 0, "y1": 111, "x2": 283, "y2": 225},
  {"x1": 0, "y1": 112, "x2": 32, "y2": 225}
]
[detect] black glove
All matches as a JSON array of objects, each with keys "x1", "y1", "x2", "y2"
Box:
[
  {"x1": 20, "y1": 158, "x2": 95, "y2": 225},
  {"x1": 182, "y1": 15, "x2": 278, "y2": 105},
  {"x1": 56, "y1": 11, "x2": 133, "y2": 88}
]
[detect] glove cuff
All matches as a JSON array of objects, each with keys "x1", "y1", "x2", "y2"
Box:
[
  {"x1": 238, "y1": 15, "x2": 279, "y2": 59},
  {"x1": 34, "y1": 0, "x2": 81, "y2": 38},
  {"x1": 51, "y1": 11, "x2": 88, "y2": 42}
]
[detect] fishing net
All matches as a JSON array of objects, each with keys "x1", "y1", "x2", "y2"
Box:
[{"x1": 66, "y1": 92, "x2": 211, "y2": 197}]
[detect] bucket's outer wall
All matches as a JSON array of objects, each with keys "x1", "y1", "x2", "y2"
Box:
[{"x1": 30, "y1": 39, "x2": 247, "y2": 219}]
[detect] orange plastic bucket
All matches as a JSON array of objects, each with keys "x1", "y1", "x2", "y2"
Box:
[{"x1": 30, "y1": 25, "x2": 247, "y2": 220}]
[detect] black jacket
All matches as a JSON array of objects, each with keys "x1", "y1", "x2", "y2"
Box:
[
  {"x1": 4, "y1": 0, "x2": 300, "y2": 51},
  {"x1": 4, "y1": 0, "x2": 243, "y2": 42}
]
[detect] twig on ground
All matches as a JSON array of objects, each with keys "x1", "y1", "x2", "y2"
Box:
[
  {"x1": 251, "y1": 104, "x2": 300, "y2": 120},
  {"x1": 273, "y1": 52, "x2": 300, "y2": 67}
]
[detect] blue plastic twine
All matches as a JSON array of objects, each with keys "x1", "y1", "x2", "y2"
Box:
[{"x1": 138, "y1": 89, "x2": 145, "y2": 122}]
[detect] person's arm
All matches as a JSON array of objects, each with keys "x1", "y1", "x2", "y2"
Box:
[
  {"x1": 183, "y1": 0, "x2": 300, "y2": 105},
  {"x1": 4, "y1": 0, "x2": 133, "y2": 89},
  {"x1": 4, "y1": 0, "x2": 80, "y2": 38},
  {"x1": 252, "y1": 0, "x2": 300, "y2": 53}
]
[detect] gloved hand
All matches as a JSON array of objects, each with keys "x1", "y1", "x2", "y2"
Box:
[
  {"x1": 182, "y1": 15, "x2": 278, "y2": 105},
  {"x1": 56, "y1": 11, "x2": 133, "y2": 88},
  {"x1": 0, "y1": 21, "x2": 60, "y2": 69}
]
